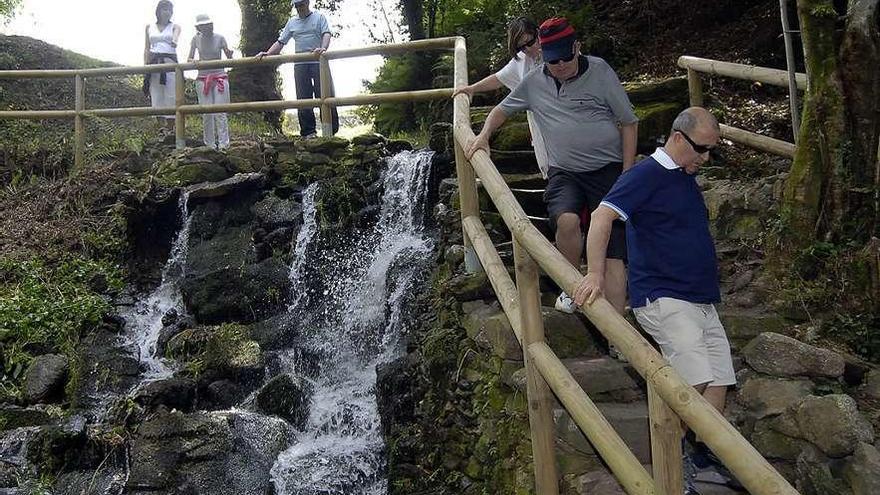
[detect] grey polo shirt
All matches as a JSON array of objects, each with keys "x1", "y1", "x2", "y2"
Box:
[
  {"x1": 499, "y1": 55, "x2": 638, "y2": 172},
  {"x1": 278, "y1": 11, "x2": 331, "y2": 65}
]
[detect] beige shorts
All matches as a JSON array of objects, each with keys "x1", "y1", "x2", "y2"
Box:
[{"x1": 634, "y1": 297, "x2": 736, "y2": 387}]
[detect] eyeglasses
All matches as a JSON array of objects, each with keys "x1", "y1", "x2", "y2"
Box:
[
  {"x1": 547, "y1": 53, "x2": 576, "y2": 65},
  {"x1": 675, "y1": 129, "x2": 715, "y2": 154},
  {"x1": 517, "y1": 37, "x2": 537, "y2": 52}
]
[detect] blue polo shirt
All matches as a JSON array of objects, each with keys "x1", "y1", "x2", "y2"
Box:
[
  {"x1": 277, "y1": 11, "x2": 331, "y2": 64},
  {"x1": 600, "y1": 148, "x2": 720, "y2": 308}
]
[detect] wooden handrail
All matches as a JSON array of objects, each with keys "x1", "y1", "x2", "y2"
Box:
[
  {"x1": 678, "y1": 55, "x2": 807, "y2": 89},
  {"x1": 452, "y1": 116, "x2": 800, "y2": 493}
]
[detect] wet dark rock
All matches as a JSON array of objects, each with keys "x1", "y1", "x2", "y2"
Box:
[
  {"x1": 255, "y1": 374, "x2": 313, "y2": 428},
  {"x1": 187, "y1": 173, "x2": 265, "y2": 200},
  {"x1": 157, "y1": 315, "x2": 195, "y2": 356},
  {"x1": 126, "y1": 410, "x2": 291, "y2": 495},
  {"x1": 0, "y1": 463, "x2": 17, "y2": 487},
  {"x1": 203, "y1": 380, "x2": 246, "y2": 410},
  {"x1": 0, "y1": 406, "x2": 53, "y2": 430},
  {"x1": 23, "y1": 354, "x2": 69, "y2": 405},
  {"x1": 135, "y1": 376, "x2": 198, "y2": 412},
  {"x1": 300, "y1": 136, "x2": 349, "y2": 154},
  {"x1": 387, "y1": 139, "x2": 414, "y2": 154},
  {"x1": 73, "y1": 330, "x2": 141, "y2": 410},
  {"x1": 351, "y1": 133, "x2": 386, "y2": 147},
  {"x1": 795, "y1": 445, "x2": 851, "y2": 495},
  {"x1": 377, "y1": 354, "x2": 420, "y2": 436},
  {"x1": 161, "y1": 308, "x2": 179, "y2": 327},
  {"x1": 252, "y1": 195, "x2": 302, "y2": 230},
  {"x1": 25, "y1": 424, "x2": 93, "y2": 473},
  {"x1": 444, "y1": 272, "x2": 495, "y2": 302},
  {"x1": 248, "y1": 314, "x2": 298, "y2": 351}
]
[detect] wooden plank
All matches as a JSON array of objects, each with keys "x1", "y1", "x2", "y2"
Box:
[
  {"x1": 325, "y1": 37, "x2": 457, "y2": 60},
  {"x1": 514, "y1": 240, "x2": 559, "y2": 494},
  {"x1": 175, "y1": 68, "x2": 185, "y2": 149},
  {"x1": 530, "y1": 342, "x2": 656, "y2": 495},
  {"x1": 319, "y1": 56, "x2": 333, "y2": 137},
  {"x1": 74, "y1": 74, "x2": 84, "y2": 171},
  {"x1": 453, "y1": 37, "x2": 481, "y2": 273},
  {"x1": 0, "y1": 110, "x2": 77, "y2": 119},
  {"x1": 677, "y1": 56, "x2": 807, "y2": 90},
  {"x1": 687, "y1": 68, "x2": 704, "y2": 107}
]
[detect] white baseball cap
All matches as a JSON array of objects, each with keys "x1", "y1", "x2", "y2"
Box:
[{"x1": 195, "y1": 14, "x2": 213, "y2": 26}]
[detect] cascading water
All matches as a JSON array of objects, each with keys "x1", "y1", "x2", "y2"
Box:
[
  {"x1": 121, "y1": 190, "x2": 193, "y2": 380},
  {"x1": 270, "y1": 150, "x2": 435, "y2": 495}
]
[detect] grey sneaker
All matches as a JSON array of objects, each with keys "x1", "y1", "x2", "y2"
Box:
[
  {"x1": 555, "y1": 291, "x2": 576, "y2": 313},
  {"x1": 302, "y1": 132, "x2": 318, "y2": 140}
]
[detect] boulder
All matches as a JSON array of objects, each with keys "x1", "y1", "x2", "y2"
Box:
[
  {"x1": 255, "y1": 374, "x2": 313, "y2": 429},
  {"x1": 490, "y1": 122, "x2": 532, "y2": 151},
  {"x1": 741, "y1": 332, "x2": 845, "y2": 379},
  {"x1": 860, "y1": 369, "x2": 880, "y2": 400},
  {"x1": 844, "y1": 442, "x2": 880, "y2": 495},
  {"x1": 252, "y1": 194, "x2": 302, "y2": 231},
  {"x1": 126, "y1": 410, "x2": 291, "y2": 494},
  {"x1": 461, "y1": 300, "x2": 521, "y2": 361},
  {"x1": 542, "y1": 308, "x2": 602, "y2": 359},
  {"x1": 445, "y1": 272, "x2": 496, "y2": 302},
  {"x1": 751, "y1": 419, "x2": 812, "y2": 460},
  {"x1": 718, "y1": 308, "x2": 790, "y2": 344},
  {"x1": 135, "y1": 376, "x2": 198, "y2": 412},
  {"x1": 510, "y1": 357, "x2": 642, "y2": 403},
  {"x1": 702, "y1": 177, "x2": 778, "y2": 241},
  {"x1": 187, "y1": 172, "x2": 265, "y2": 200},
  {"x1": 0, "y1": 406, "x2": 52, "y2": 430},
  {"x1": 351, "y1": 133, "x2": 387, "y2": 146},
  {"x1": 736, "y1": 376, "x2": 814, "y2": 419},
  {"x1": 634, "y1": 101, "x2": 684, "y2": 153},
  {"x1": 793, "y1": 394, "x2": 874, "y2": 458},
  {"x1": 554, "y1": 402, "x2": 651, "y2": 463},
  {"x1": 300, "y1": 136, "x2": 349, "y2": 154},
  {"x1": 573, "y1": 468, "x2": 627, "y2": 495},
  {"x1": 23, "y1": 354, "x2": 69, "y2": 404},
  {"x1": 204, "y1": 379, "x2": 246, "y2": 410},
  {"x1": 795, "y1": 445, "x2": 851, "y2": 495}
]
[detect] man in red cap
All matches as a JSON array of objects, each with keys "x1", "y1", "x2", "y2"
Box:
[{"x1": 466, "y1": 17, "x2": 638, "y2": 318}]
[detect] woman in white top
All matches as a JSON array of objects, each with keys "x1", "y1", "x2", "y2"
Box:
[
  {"x1": 453, "y1": 17, "x2": 549, "y2": 178},
  {"x1": 143, "y1": 0, "x2": 181, "y2": 132}
]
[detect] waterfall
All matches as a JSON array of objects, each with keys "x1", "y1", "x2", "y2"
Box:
[
  {"x1": 121, "y1": 190, "x2": 192, "y2": 380},
  {"x1": 270, "y1": 150, "x2": 435, "y2": 495}
]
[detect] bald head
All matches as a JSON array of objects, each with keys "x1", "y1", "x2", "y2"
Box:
[
  {"x1": 670, "y1": 107, "x2": 719, "y2": 137},
  {"x1": 665, "y1": 106, "x2": 721, "y2": 174}
]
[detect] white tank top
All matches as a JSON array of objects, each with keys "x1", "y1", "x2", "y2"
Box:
[{"x1": 149, "y1": 23, "x2": 176, "y2": 54}]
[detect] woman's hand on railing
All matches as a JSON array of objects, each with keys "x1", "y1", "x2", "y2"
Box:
[
  {"x1": 465, "y1": 132, "x2": 490, "y2": 159},
  {"x1": 452, "y1": 85, "x2": 474, "y2": 100},
  {"x1": 573, "y1": 272, "x2": 604, "y2": 307}
]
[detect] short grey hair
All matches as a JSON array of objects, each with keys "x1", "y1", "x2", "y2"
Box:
[{"x1": 670, "y1": 107, "x2": 719, "y2": 135}]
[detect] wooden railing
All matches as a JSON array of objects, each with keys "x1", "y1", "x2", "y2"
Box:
[
  {"x1": 453, "y1": 48, "x2": 802, "y2": 494},
  {"x1": 678, "y1": 55, "x2": 806, "y2": 158},
  {"x1": 0, "y1": 37, "x2": 459, "y2": 169},
  {"x1": 0, "y1": 36, "x2": 801, "y2": 494}
]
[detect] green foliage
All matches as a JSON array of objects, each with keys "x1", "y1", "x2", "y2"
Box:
[
  {"x1": 0, "y1": 257, "x2": 122, "y2": 399},
  {"x1": 824, "y1": 313, "x2": 880, "y2": 363},
  {"x1": 0, "y1": 0, "x2": 22, "y2": 21}
]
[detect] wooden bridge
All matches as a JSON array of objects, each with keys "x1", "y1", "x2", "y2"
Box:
[{"x1": 0, "y1": 37, "x2": 804, "y2": 494}]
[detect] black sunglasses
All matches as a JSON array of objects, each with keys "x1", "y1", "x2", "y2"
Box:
[
  {"x1": 517, "y1": 37, "x2": 537, "y2": 52},
  {"x1": 675, "y1": 129, "x2": 715, "y2": 154},
  {"x1": 547, "y1": 52, "x2": 576, "y2": 65}
]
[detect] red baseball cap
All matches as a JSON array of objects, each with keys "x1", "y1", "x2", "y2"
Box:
[{"x1": 539, "y1": 17, "x2": 576, "y2": 63}]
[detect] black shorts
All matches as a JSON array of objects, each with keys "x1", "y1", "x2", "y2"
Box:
[{"x1": 544, "y1": 163, "x2": 627, "y2": 261}]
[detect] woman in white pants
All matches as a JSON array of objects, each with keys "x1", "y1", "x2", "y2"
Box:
[
  {"x1": 188, "y1": 14, "x2": 234, "y2": 149},
  {"x1": 144, "y1": 0, "x2": 180, "y2": 133},
  {"x1": 452, "y1": 17, "x2": 549, "y2": 178}
]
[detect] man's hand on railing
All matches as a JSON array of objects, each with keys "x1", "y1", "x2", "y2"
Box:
[
  {"x1": 573, "y1": 272, "x2": 604, "y2": 307},
  {"x1": 465, "y1": 132, "x2": 490, "y2": 159},
  {"x1": 312, "y1": 47, "x2": 327, "y2": 55},
  {"x1": 254, "y1": 51, "x2": 268, "y2": 59}
]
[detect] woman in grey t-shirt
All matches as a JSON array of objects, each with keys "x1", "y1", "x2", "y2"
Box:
[{"x1": 187, "y1": 14, "x2": 234, "y2": 149}]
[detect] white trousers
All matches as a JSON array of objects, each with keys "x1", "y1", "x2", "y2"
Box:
[
  {"x1": 149, "y1": 71, "x2": 176, "y2": 120},
  {"x1": 196, "y1": 78, "x2": 230, "y2": 149}
]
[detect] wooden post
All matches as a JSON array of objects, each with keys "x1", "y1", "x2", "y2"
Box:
[
  {"x1": 175, "y1": 67, "x2": 185, "y2": 149},
  {"x1": 74, "y1": 74, "x2": 84, "y2": 171},
  {"x1": 319, "y1": 55, "x2": 334, "y2": 137},
  {"x1": 452, "y1": 37, "x2": 482, "y2": 273},
  {"x1": 648, "y1": 382, "x2": 683, "y2": 495},
  {"x1": 687, "y1": 68, "x2": 704, "y2": 107},
  {"x1": 513, "y1": 239, "x2": 559, "y2": 494}
]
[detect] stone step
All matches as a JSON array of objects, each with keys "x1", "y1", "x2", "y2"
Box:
[
  {"x1": 510, "y1": 356, "x2": 645, "y2": 404},
  {"x1": 570, "y1": 467, "x2": 746, "y2": 495},
  {"x1": 554, "y1": 401, "x2": 651, "y2": 464}
]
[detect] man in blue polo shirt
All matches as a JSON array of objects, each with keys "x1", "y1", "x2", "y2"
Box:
[
  {"x1": 256, "y1": 0, "x2": 339, "y2": 138},
  {"x1": 466, "y1": 17, "x2": 638, "y2": 318},
  {"x1": 573, "y1": 107, "x2": 734, "y2": 494}
]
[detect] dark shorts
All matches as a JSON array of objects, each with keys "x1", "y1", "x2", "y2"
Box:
[{"x1": 544, "y1": 163, "x2": 627, "y2": 261}]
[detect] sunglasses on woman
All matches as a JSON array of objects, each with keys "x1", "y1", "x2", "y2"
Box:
[
  {"x1": 675, "y1": 129, "x2": 715, "y2": 154},
  {"x1": 517, "y1": 37, "x2": 537, "y2": 52}
]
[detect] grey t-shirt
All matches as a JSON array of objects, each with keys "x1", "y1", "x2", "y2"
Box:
[
  {"x1": 190, "y1": 33, "x2": 228, "y2": 75},
  {"x1": 278, "y1": 11, "x2": 331, "y2": 64},
  {"x1": 499, "y1": 56, "x2": 638, "y2": 172}
]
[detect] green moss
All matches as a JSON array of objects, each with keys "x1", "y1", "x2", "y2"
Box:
[{"x1": 0, "y1": 257, "x2": 122, "y2": 399}]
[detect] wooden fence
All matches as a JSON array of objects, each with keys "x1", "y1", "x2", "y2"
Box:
[
  {"x1": 678, "y1": 55, "x2": 807, "y2": 159},
  {"x1": 0, "y1": 37, "x2": 459, "y2": 169},
  {"x1": 0, "y1": 36, "x2": 802, "y2": 494}
]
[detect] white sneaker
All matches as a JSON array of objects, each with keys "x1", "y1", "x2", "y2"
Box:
[
  {"x1": 555, "y1": 292, "x2": 576, "y2": 314},
  {"x1": 302, "y1": 133, "x2": 318, "y2": 140}
]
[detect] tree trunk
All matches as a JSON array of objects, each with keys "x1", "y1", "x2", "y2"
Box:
[
  {"x1": 399, "y1": 0, "x2": 425, "y2": 40},
  {"x1": 232, "y1": 0, "x2": 292, "y2": 130}
]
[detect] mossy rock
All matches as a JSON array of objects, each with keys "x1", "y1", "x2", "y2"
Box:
[
  {"x1": 0, "y1": 406, "x2": 53, "y2": 431},
  {"x1": 634, "y1": 101, "x2": 684, "y2": 153},
  {"x1": 624, "y1": 77, "x2": 689, "y2": 106},
  {"x1": 300, "y1": 136, "x2": 349, "y2": 154},
  {"x1": 166, "y1": 323, "x2": 263, "y2": 377},
  {"x1": 351, "y1": 133, "x2": 386, "y2": 146},
  {"x1": 490, "y1": 122, "x2": 533, "y2": 152},
  {"x1": 158, "y1": 162, "x2": 231, "y2": 187}
]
